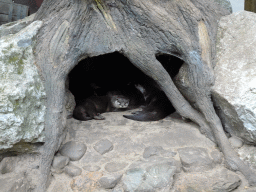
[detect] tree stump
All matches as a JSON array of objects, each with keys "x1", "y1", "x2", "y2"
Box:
[{"x1": 31, "y1": 0, "x2": 256, "y2": 190}]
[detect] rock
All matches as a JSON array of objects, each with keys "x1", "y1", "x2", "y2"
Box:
[
  {"x1": 229, "y1": 136, "x2": 243, "y2": 148},
  {"x1": 71, "y1": 172, "x2": 103, "y2": 191},
  {"x1": 104, "y1": 162, "x2": 128, "y2": 173},
  {"x1": 83, "y1": 165, "x2": 101, "y2": 172},
  {"x1": 52, "y1": 156, "x2": 70, "y2": 170},
  {"x1": 0, "y1": 157, "x2": 16, "y2": 174},
  {"x1": 238, "y1": 145, "x2": 256, "y2": 170},
  {"x1": 64, "y1": 164, "x2": 82, "y2": 177},
  {"x1": 143, "y1": 146, "x2": 164, "y2": 158},
  {"x1": 214, "y1": 0, "x2": 232, "y2": 13},
  {"x1": 212, "y1": 11, "x2": 256, "y2": 144},
  {"x1": 98, "y1": 174, "x2": 122, "y2": 189},
  {"x1": 0, "y1": 14, "x2": 35, "y2": 38},
  {"x1": 0, "y1": 173, "x2": 31, "y2": 192},
  {"x1": 210, "y1": 150, "x2": 223, "y2": 164},
  {"x1": 173, "y1": 168, "x2": 241, "y2": 192},
  {"x1": 178, "y1": 147, "x2": 215, "y2": 172},
  {"x1": 122, "y1": 158, "x2": 177, "y2": 192},
  {"x1": 0, "y1": 18, "x2": 45, "y2": 151},
  {"x1": 59, "y1": 141, "x2": 87, "y2": 161},
  {"x1": 93, "y1": 139, "x2": 113, "y2": 155}
]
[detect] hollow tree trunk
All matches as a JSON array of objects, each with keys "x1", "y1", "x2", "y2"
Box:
[{"x1": 33, "y1": 0, "x2": 256, "y2": 191}]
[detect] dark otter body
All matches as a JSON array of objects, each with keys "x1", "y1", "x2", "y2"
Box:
[
  {"x1": 73, "y1": 93, "x2": 129, "y2": 121},
  {"x1": 123, "y1": 85, "x2": 176, "y2": 121}
]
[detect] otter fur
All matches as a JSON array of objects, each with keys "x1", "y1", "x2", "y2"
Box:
[
  {"x1": 123, "y1": 84, "x2": 175, "y2": 121},
  {"x1": 73, "y1": 92, "x2": 129, "y2": 121}
]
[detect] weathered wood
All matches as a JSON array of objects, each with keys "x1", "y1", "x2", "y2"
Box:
[
  {"x1": 32, "y1": 0, "x2": 256, "y2": 191},
  {"x1": 245, "y1": 0, "x2": 256, "y2": 12}
]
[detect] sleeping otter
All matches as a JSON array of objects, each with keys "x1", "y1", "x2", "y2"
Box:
[
  {"x1": 73, "y1": 92, "x2": 130, "y2": 121},
  {"x1": 123, "y1": 84, "x2": 176, "y2": 121}
]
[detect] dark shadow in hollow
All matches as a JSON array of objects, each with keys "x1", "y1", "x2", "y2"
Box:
[{"x1": 68, "y1": 52, "x2": 183, "y2": 120}]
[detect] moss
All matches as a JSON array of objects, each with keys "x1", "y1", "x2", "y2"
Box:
[{"x1": 1, "y1": 48, "x2": 26, "y2": 75}]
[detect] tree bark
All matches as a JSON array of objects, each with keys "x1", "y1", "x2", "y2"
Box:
[{"x1": 32, "y1": 0, "x2": 256, "y2": 190}]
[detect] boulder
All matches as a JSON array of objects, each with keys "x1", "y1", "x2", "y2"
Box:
[
  {"x1": 0, "y1": 16, "x2": 45, "y2": 150},
  {"x1": 212, "y1": 11, "x2": 256, "y2": 144}
]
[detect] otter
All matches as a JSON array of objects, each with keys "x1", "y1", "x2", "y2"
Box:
[
  {"x1": 73, "y1": 92, "x2": 130, "y2": 121},
  {"x1": 123, "y1": 84, "x2": 176, "y2": 121}
]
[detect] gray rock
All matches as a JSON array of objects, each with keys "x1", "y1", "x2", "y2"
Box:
[
  {"x1": 99, "y1": 174, "x2": 122, "y2": 189},
  {"x1": 64, "y1": 164, "x2": 82, "y2": 177},
  {"x1": 59, "y1": 141, "x2": 87, "y2": 161},
  {"x1": 210, "y1": 150, "x2": 223, "y2": 164},
  {"x1": 83, "y1": 165, "x2": 101, "y2": 172},
  {"x1": 0, "y1": 157, "x2": 16, "y2": 174},
  {"x1": 143, "y1": 146, "x2": 163, "y2": 158},
  {"x1": 212, "y1": 11, "x2": 256, "y2": 144},
  {"x1": 211, "y1": 173, "x2": 241, "y2": 191},
  {"x1": 173, "y1": 168, "x2": 241, "y2": 192},
  {"x1": 0, "y1": 173, "x2": 31, "y2": 192},
  {"x1": 94, "y1": 139, "x2": 113, "y2": 155},
  {"x1": 229, "y1": 136, "x2": 243, "y2": 148},
  {"x1": 0, "y1": 19, "x2": 45, "y2": 150},
  {"x1": 178, "y1": 147, "x2": 215, "y2": 172},
  {"x1": 0, "y1": 14, "x2": 35, "y2": 38},
  {"x1": 122, "y1": 159, "x2": 176, "y2": 192},
  {"x1": 52, "y1": 156, "x2": 70, "y2": 170},
  {"x1": 105, "y1": 162, "x2": 128, "y2": 173},
  {"x1": 214, "y1": 0, "x2": 232, "y2": 13}
]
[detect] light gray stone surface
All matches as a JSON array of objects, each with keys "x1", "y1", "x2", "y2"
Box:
[
  {"x1": 64, "y1": 164, "x2": 82, "y2": 177},
  {"x1": 94, "y1": 139, "x2": 114, "y2": 155},
  {"x1": 229, "y1": 136, "x2": 243, "y2": 148},
  {"x1": 178, "y1": 147, "x2": 215, "y2": 172},
  {"x1": 52, "y1": 156, "x2": 70, "y2": 170},
  {"x1": 212, "y1": 11, "x2": 256, "y2": 144},
  {"x1": 0, "y1": 18, "x2": 45, "y2": 150},
  {"x1": 99, "y1": 174, "x2": 122, "y2": 189},
  {"x1": 59, "y1": 141, "x2": 87, "y2": 161},
  {"x1": 122, "y1": 158, "x2": 177, "y2": 192},
  {"x1": 105, "y1": 162, "x2": 128, "y2": 173},
  {"x1": 143, "y1": 146, "x2": 164, "y2": 158},
  {"x1": 0, "y1": 157, "x2": 16, "y2": 174},
  {"x1": 83, "y1": 165, "x2": 101, "y2": 172},
  {"x1": 173, "y1": 168, "x2": 241, "y2": 192},
  {"x1": 214, "y1": 0, "x2": 232, "y2": 13}
]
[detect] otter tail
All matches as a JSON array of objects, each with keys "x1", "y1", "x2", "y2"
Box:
[{"x1": 123, "y1": 111, "x2": 168, "y2": 122}]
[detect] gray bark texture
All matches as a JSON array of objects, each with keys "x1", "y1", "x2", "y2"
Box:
[{"x1": 32, "y1": 0, "x2": 256, "y2": 190}]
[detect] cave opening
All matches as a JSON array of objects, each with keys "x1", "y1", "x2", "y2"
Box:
[{"x1": 68, "y1": 52, "x2": 184, "y2": 121}]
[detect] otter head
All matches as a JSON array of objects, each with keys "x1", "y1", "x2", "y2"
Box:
[{"x1": 111, "y1": 95, "x2": 129, "y2": 108}]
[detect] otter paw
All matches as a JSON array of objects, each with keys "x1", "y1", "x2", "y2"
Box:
[{"x1": 94, "y1": 114, "x2": 105, "y2": 120}]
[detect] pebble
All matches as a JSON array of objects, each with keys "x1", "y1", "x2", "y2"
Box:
[
  {"x1": 99, "y1": 174, "x2": 122, "y2": 189},
  {"x1": 0, "y1": 157, "x2": 16, "y2": 174},
  {"x1": 52, "y1": 156, "x2": 70, "y2": 170},
  {"x1": 59, "y1": 141, "x2": 87, "y2": 161},
  {"x1": 229, "y1": 136, "x2": 243, "y2": 148},
  {"x1": 93, "y1": 139, "x2": 113, "y2": 155},
  {"x1": 64, "y1": 165, "x2": 82, "y2": 177}
]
